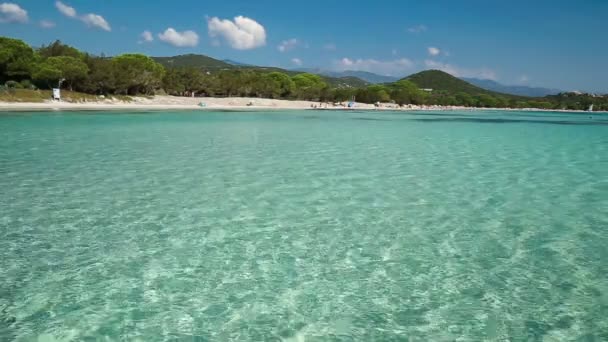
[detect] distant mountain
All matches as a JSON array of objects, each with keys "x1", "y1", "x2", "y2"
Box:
[
  {"x1": 152, "y1": 54, "x2": 232, "y2": 69},
  {"x1": 462, "y1": 78, "x2": 561, "y2": 97},
  {"x1": 324, "y1": 76, "x2": 369, "y2": 88},
  {"x1": 405, "y1": 70, "x2": 510, "y2": 97},
  {"x1": 297, "y1": 68, "x2": 397, "y2": 84},
  {"x1": 222, "y1": 59, "x2": 252, "y2": 67},
  {"x1": 152, "y1": 54, "x2": 368, "y2": 88}
]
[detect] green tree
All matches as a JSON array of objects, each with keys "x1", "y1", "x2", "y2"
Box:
[
  {"x1": 262, "y1": 72, "x2": 295, "y2": 98},
  {"x1": 475, "y1": 94, "x2": 498, "y2": 108},
  {"x1": 292, "y1": 73, "x2": 327, "y2": 100},
  {"x1": 331, "y1": 88, "x2": 357, "y2": 102},
  {"x1": 112, "y1": 54, "x2": 165, "y2": 95},
  {"x1": 0, "y1": 37, "x2": 37, "y2": 82},
  {"x1": 32, "y1": 62, "x2": 62, "y2": 88},
  {"x1": 45, "y1": 56, "x2": 89, "y2": 90},
  {"x1": 455, "y1": 92, "x2": 475, "y2": 107},
  {"x1": 162, "y1": 68, "x2": 187, "y2": 95},
  {"x1": 365, "y1": 85, "x2": 391, "y2": 103},
  {"x1": 83, "y1": 57, "x2": 116, "y2": 94},
  {"x1": 38, "y1": 40, "x2": 84, "y2": 60},
  {"x1": 390, "y1": 80, "x2": 426, "y2": 105}
]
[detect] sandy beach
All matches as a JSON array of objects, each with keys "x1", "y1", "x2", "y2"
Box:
[
  {"x1": 0, "y1": 95, "x2": 469, "y2": 111},
  {"x1": 1, "y1": 96, "x2": 602, "y2": 114}
]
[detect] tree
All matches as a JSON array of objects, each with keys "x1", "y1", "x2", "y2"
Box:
[
  {"x1": 262, "y1": 72, "x2": 295, "y2": 98},
  {"x1": 162, "y1": 68, "x2": 187, "y2": 95},
  {"x1": 365, "y1": 85, "x2": 391, "y2": 103},
  {"x1": 390, "y1": 80, "x2": 426, "y2": 105},
  {"x1": 455, "y1": 92, "x2": 475, "y2": 107},
  {"x1": 292, "y1": 73, "x2": 327, "y2": 100},
  {"x1": 475, "y1": 94, "x2": 498, "y2": 108},
  {"x1": 82, "y1": 57, "x2": 116, "y2": 94},
  {"x1": 45, "y1": 56, "x2": 89, "y2": 90},
  {"x1": 0, "y1": 37, "x2": 37, "y2": 82},
  {"x1": 112, "y1": 54, "x2": 165, "y2": 95},
  {"x1": 38, "y1": 40, "x2": 84, "y2": 60},
  {"x1": 32, "y1": 62, "x2": 62, "y2": 88},
  {"x1": 331, "y1": 88, "x2": 356, "y2": 102}
]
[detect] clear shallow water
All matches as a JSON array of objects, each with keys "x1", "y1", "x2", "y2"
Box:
[{"x1": 0, "y1": 110, "x2": 607, "y2": 341}]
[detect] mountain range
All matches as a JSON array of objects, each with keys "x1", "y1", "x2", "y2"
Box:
[
  {"x1": 461, "y1": 78, "x2": 562, "y2": 97},
  {"x1": 151, "y1": 54, "x2": 563, "y2": 97},
  {"x1": 297, "y1": 68, "x2": 562, "y2": 97},
  {"x1": 295, "y1": 68, "x2": 399, "y2": 84},
  {"x1": 151, "y1": 54, "x2": 369, "y2": 88}
]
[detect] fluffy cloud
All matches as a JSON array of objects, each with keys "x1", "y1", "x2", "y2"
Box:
[
  {"x1": 427, "y1": 47, "x2": 440, "y2": 56},
  {"x1": 39, "y1": 19, "x2": 56, "y2": 28},
  {"x1": 81, "y1": 13, "x2": 110, "y2": 31},
  {"x1": 278, "y1": 38, "x2": 298, "y2": 52},
  {"x1": 424, "y1": 59, "x2": 497, "y2": 80},
  {"x1": 208, "y1": 16, "x2": 266, "y2": 50},
  {"x1": 140, "y1": 30, "x2": 154, "y2": 43},
  {"x1": 334, "y1": 57, "x2": 414, "y2": 76},
  {"x1": 0, "y1": 3, "x2": 28, "y2": 23},
  {"x1": 407, "y1": 24, "x2": 427, "y2": 33},
  {"x1": 55, "y1": 1, "x2": 76, "y2": 17},
  {"x1": 291, "y1": 58, "x2": 302, "y2": 66},
  {"x1": 55, "y1": 1, "x2": 110, "y2": 31},
  {"x1": 158, "y1": 28, "x2": 199, "y2": 47}
]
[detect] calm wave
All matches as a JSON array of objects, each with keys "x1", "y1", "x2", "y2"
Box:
[{"x1": 1, "y1": 110, "x2": 607, "y2": 340}]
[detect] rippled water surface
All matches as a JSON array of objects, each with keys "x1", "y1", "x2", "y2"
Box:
[{"x1": 1, "y1": 110, "x2": 607, "y2": 341}]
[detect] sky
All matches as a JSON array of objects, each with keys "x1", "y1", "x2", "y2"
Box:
[{"x1": 1, "y1": 0, "x2": 607, "y2": 93}]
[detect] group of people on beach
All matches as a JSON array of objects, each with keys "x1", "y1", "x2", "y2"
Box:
[{"x1": 310, "y1": 102, "x2": 353, "y2": 109}]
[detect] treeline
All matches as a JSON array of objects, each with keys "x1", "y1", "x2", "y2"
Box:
[
  {"x1": 1, "y1": 37, "x2": 164, "y2": 95},
  {"x1": 0, "y1": 37, "x2": 339, "y2": 100},
  {"x1": 1, "y1": 37, "x2": 607, "y2": 110}
]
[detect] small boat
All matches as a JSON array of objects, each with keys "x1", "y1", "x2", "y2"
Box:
[{"x1": 588, "y1": 104, "x2": 594, "y2": 112}]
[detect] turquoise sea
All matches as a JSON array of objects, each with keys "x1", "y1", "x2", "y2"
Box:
[{"x1": 1, "y1": 109, "x2": 607, "y2": 341}]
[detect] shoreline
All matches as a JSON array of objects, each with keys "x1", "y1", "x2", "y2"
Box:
[{"x1": 0, "y1": 95, "x2": 604, "y2": 114}]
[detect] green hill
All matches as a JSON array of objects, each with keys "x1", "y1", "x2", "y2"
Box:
[
  {"x1": 323, "y1": 76, "x2": 368, "y2": 88},
  {"x1": 152, "y1": 54, "x2": 368, "y2": 88},
  {"x1": 152, "y1": 54, "x2": 232, "y2": 69},
  {"x1": 405, "y1": 70, "x2": 516, "y2": 98}
]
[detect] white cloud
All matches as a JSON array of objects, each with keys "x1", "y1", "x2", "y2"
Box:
[
  {"x1": 424, "y1": 59, "x2": 497, "y2": 80},
  {"x1": 291, "y1": 58, "x2": 302, "y2": 66},
  {"x1": 0, "y1": 3, "x2": 28, "y2": 23},
  {"x1": 140, "y1": 30, "x2": 154, "y2": 43},
  {"x1": 55, "y1": 1, "x2": 76, "y2": 18},
  {"x1": 323, "y1": 43, "x2": 336, "y2": 51},
  {"x1": 278, "y1": 38, "x2": 298, "y2": 52},
  {"x1": 519, "y1": 75, "x2": 529, "y2": 83},
  {"x1": 407, "y1": 24, "x2": 427, "y2": 33},
  {"x1": 428, "y1": 47, "x2": 441, "y2": 56},
  {"x1": 208, "y1": 16, "x2": 266, "y2": 50},
  {"x1": 81, "y1": 13, "x2": 110, "y2": 31},
  {"x1": 55, "y1": 1, "x2": 111, "y2": 31},
  {"x1": 158, "y1": 28, "x2": 199, "y2": 47},
  {"x1": 334, "y1": 57, "x2": 415, "y2": 76},
  {"x1": 39, "y1": 19, "x2": 55, "y2": 28}
]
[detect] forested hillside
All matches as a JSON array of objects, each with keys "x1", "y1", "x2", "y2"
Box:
[{"x1": 1, "y1": 37, "x2": 606, "y2": 110}]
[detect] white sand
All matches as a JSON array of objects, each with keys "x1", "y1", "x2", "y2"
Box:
[
  {"x1": 0, "y1": 95, "x2": 467, "y2": 111},
  {"x1": 1, "y1": 95, "x2": 602, "y2": 113}
]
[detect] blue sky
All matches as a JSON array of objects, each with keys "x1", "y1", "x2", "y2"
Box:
[{"x1": 1, "y1": 0, "x2": 607, "y2": 92}]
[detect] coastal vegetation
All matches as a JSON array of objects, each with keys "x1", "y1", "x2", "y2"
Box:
[{"x1": 1, "y1": 37, "x2": 606, "y2": 111}]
